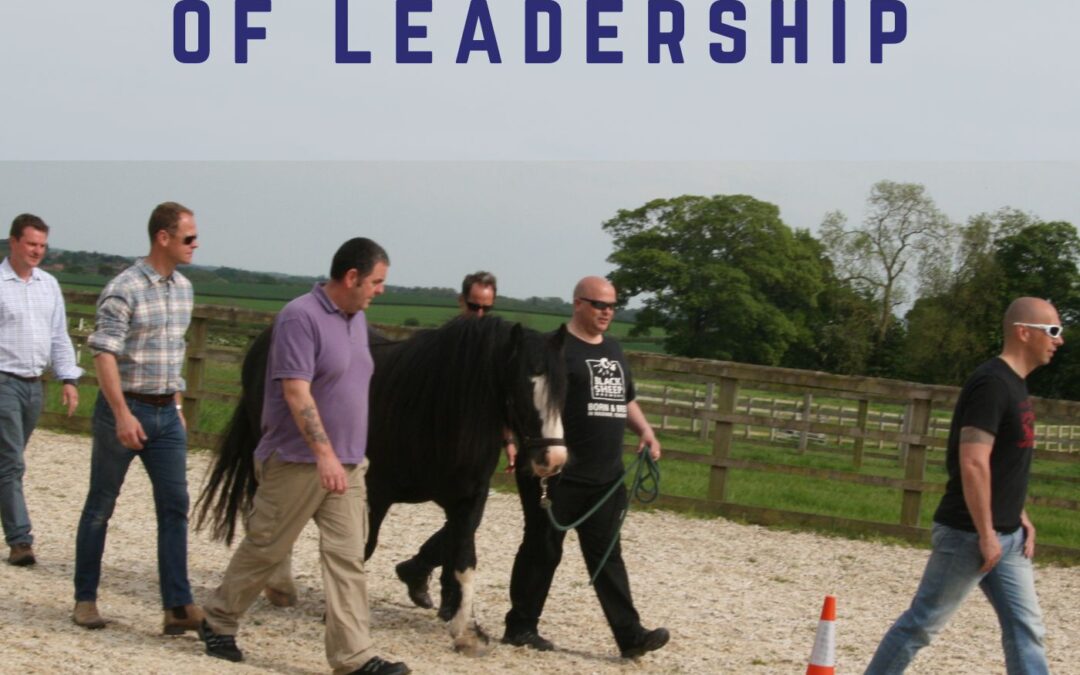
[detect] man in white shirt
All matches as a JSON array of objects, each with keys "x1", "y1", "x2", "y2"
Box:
[{"x1": 0, "y1": 213, "x2": 81, "y2": 566}]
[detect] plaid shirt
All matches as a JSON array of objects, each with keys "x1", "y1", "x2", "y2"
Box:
[
  {"x1": 88, "y1": 258, "x2": 193, "y2": 394},
  {"x1": 0, "y1": 257, "x2": 83, "y2": 380}
]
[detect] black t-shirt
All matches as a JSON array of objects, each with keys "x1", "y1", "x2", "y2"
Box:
[
  {"x1": 933, "y1": 357, "x2": 1035, "y2": 533},
  {"x1": 559, "y1": 332, "x2": 636, "y2": 485}
]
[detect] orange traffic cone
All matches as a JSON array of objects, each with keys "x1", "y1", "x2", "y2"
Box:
[{"x1": 806, "y1": 595, "x2": 836, "y2": 675}]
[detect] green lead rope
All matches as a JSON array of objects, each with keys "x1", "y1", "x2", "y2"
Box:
[{"x1": 539, "y1": 447, "x2": 661, "y2": 584}]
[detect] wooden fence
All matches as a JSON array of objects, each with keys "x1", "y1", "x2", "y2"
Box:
[
  {"x1": 626, "y1": 352, "x2": 1080, "y2": 561},
  {"x1": 42, "y1": 290, "x2": 1080, "y2": 561}
]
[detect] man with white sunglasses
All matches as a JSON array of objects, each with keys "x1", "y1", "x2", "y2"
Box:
[{"x1": 865, "y1": 297, "x2": 1064, "y2": 674}]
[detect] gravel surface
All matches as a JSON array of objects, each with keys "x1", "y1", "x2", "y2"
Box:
[{"x1": 2, "y1": 429, "x2": 1077, "y2": 674}]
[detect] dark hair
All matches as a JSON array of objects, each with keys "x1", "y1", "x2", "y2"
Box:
[
  {"x1": 147, "y1": 202, "x2": 194, "y2": 243},
  {"x1": 10, "y1": 213, "x2": 49, "y2": 239},
  {"x1": 330, "y1": 237, "x2": 389, "y2": 281},
  {"x1": 461, "y1": 271, "x2": 497, "y2": 297}
]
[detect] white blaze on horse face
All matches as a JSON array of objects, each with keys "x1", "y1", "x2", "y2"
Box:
[{"x1": 530, "y1": 375, "x2": 567, "y2": 477}]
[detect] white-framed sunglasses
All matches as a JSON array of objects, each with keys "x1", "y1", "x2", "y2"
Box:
[{"x1": 1013, "y1": 322, "x2": 1064, "y2": 338}]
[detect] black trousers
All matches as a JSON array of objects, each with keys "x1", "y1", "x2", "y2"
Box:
[{"x1": 504, "y1": 467, "x2": 643, "y2": 649}]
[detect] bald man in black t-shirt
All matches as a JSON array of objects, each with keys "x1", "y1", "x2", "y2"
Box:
[
  {"x1": 865, "y1": 297, "x2": 1061, "y2": 674},
  {"x1": 502, "y1": 276, "x2": 669, "y2": 660}
]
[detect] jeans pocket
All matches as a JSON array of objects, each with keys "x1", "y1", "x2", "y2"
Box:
[{"x1": 931, "y1": 523, "x2": 976, "y2": 555}]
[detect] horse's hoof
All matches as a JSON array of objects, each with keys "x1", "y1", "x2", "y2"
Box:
[
  {"x1": 453, "y1": 635, "x2": 490, "y2": 657},
  {"x1": 395, "y1": 560, "x2": 434, "y2": 610},
  {"x1": 437, "y1": 604, "x2": 455, "y2": 622}
]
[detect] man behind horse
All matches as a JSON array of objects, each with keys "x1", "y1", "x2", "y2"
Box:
[
  {"x1": 393, "y1": 270, "x2": 518, "y2": 613},
  {"x1": 864, "y1": 297, "x2": 1061, "y2": 674},
  {"x1": 197, "y1": 238, "x2": 411, "y2": 675},
  {"x1": 502, "y1": 275, "x2": 670, "y2": 659}
]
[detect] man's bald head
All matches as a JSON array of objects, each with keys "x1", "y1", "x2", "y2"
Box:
[
  {"x1": 1003, "y1": 297, "x2": 1059, "y2": 336},
  {"x1": 570, "y1": 276, "x2": 617, "y2": 341},
  {"x1": 573, "y1": 276, "x2": 615, "y2": 300},
  {"x1": 1000, "y1": 297, "x2": 1064, "y2": 375}
]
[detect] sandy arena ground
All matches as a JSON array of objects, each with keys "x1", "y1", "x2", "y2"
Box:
[{"x1": 1, "y1": 429, "x2": 1077, "y2": 674}]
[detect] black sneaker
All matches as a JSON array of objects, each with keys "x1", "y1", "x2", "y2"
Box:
[
  {"x1": 501, "y1": 629, "x2": 555, "y2": 651},
  {"x1": 198, "y1": 619, "x2": 244, "y2": 662},
  {"x1": 620, "y1": 627, "x2": 669, "y2": 658},
  {"x1": 348, "y1": 655, "x2": 411, "y2": 675}
]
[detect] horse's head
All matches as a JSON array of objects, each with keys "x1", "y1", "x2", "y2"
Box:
[{"x1": 509, "y1": 323, "x2": 568, "y2": 478}]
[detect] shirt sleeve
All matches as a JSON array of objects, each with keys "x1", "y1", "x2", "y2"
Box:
[
  {"x1": 87, "y1": 284, "x2": 132, "y2": 356},
  {"x1": 48, "y1": 277, "x2": 83, "y2": 381},
  {"x1": 957, "y1": 373, "x2": 1009, "y2": 438},
  {"x1": 270, "y1": 315, "x2": 316, "y2": 382}
]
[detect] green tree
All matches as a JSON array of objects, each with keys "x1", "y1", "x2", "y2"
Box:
[
  {"x1": 900, "y1": 209, "x2": 1035, "y2": 385},
  {"x1": 821, "y1": 180, "x2": 953, "y2": 348},
  {"x1": 995, "y1": 221, "x2": 1080, "y2": 308},
  {"x1": 603, "y1": 194, "x2": 826, "y2": 365},
  {"x1": 996, "y1": 221, "x2": 1080, "y2": 399}
]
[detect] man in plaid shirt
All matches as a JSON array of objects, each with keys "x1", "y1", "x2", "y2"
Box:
[{"x1": 72, "y1": 202, "x2": 203, "y2": 636}]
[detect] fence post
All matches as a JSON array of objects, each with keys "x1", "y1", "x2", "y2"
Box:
[
  {"x1": 769, "y1": 398, "x2": 777, "y2": 442},
  {"x1": 853, "y1": 398, "x2": 869, "y2": 469},
  {"x1": 798, "y1": 392, "x2": 813, "y2": 453},
  {"x1": 183, "y1": 316, "x2": 209, "y2": 433},
  {"x1": 707, "y1": 377, "x2": 740, "y2": 503},
  {"x1": 898, "y1": 403, "x2": 913, "y2": 466},
  {"x1": 699, "y1": 382, "x2": 716, "y2": 443},
  {"x1": 661, "y1": 386, "x2": 670, "y2": 431},
  {"x1": 900, "y1": 396, "x2": 933, "y2": 528},
  {"x1": 690, "y1": 388, "x2": 699, "y2": 434},
  {"x1": 744, "y1": 396, "x2": 753, "y2": 439}
]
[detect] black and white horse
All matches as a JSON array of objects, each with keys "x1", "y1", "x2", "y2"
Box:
[{"x1": 196, "y1": 316, "x2": 567, "y2": 654}]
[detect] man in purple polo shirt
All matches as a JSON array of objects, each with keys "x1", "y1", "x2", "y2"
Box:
[{"x1": 199, "y1": 238, "x2": 410, "y2": 675}]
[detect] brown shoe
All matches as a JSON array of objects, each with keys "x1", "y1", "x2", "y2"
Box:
[
  {"x1": 73, "y1": 601, "x2": 107, "y2": 629},
  {"x1": 8, "y1": 543, "x2": 35, "y2": 566},
  {"x1": 263, "y1": 586, "x2": 298, "y2": 608},
  {"x1": 163, "y1": 604, "x2": 205, "y2": 635}
]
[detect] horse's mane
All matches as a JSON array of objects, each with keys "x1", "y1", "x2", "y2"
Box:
[{"x1": 368, "y1": 315, "x2": 537, "y2": 474}]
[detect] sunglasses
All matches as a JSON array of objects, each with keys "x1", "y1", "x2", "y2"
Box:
[
  {"x1": 181, "y1": 234, "x2": 198, "y2": 245},
  {"x1": 465, "y1": 301, "x2": 494, "y2": 313},
  {"x1": 578, "y1": 297, "x2": 616, "y2": 311},
  {"x1": 1013, "y1": 322, "x2": 1063, "y2": 338}
]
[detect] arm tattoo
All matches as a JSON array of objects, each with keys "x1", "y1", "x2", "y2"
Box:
[
  {"x1": 299, "y1": 404, "x2": 330, "y2": 445},
  {"x1": 960, "y1": 426, "x2": 995, "y2": 445}
]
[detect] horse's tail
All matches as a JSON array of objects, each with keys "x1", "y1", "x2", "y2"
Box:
[
  {"x1": 193, "y1": 398, "x2": 260, "y2": 544},
  {"x1": 193, "y1": 326, "x2": 272, "y2": 545}
]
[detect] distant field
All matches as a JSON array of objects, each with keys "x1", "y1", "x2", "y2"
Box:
[{"x1": 60, "y1": 282, "x2": 666, "y2": 352}]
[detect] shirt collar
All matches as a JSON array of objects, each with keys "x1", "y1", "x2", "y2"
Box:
[
  {"x1": 135, "y1": 257, "x2": 172, "y2": 284},
  {"x1": 312, "y1": 282, "x2": 340, "y2": 314},
  {"x1": 0, "y1": 257, "x2": 44, "y2": 283}
]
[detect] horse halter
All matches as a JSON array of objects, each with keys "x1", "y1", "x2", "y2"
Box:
[{"x1": 519, "y1": 436, "x2": 566, "y2": 450}]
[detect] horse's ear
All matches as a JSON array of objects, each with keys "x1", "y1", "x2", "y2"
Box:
[
  {"x1": 508, "y1": 322, "x2": 524, "y2": 359},
  {"x1": 549, "y1": 323, "x2": 568, "y2": 352}
]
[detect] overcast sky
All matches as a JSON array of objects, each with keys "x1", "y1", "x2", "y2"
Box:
[
  {"x1": 1, "y1": 2, "x2": 1077, "y2": 159},
  {"x1": 2, "y1": 2, "x2": 1078, "y2": 299},
  {"x1": 1, "y1": 162, "x2": 1077, "y2": 301}
]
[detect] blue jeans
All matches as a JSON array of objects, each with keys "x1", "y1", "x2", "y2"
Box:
[
  {"x1": 865, "y1": 522, "x2": 1048, "y2": 674},
  {"x1": 0, "y1": 374, "x2": 42, "y2": 547},
  {"x1": 74, "y1": 393, "x2": 193, "y2": 608}
]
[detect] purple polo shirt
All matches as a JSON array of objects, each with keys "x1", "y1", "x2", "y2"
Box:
[{"x1": 254, "y1": 283, "x2": 373, "y2": 464}]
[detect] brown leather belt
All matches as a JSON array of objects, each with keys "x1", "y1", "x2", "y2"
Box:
[
  {"x1": 124, "y1": 392, "x2": 176, "y2": 407},
  {"x1": 0, "y1": 371, "x2": 41, "y2": 383}
]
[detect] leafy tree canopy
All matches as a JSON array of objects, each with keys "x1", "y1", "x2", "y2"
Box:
[{"x1": 603, "y1": 194, "x2": 826, "y2": 365}]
